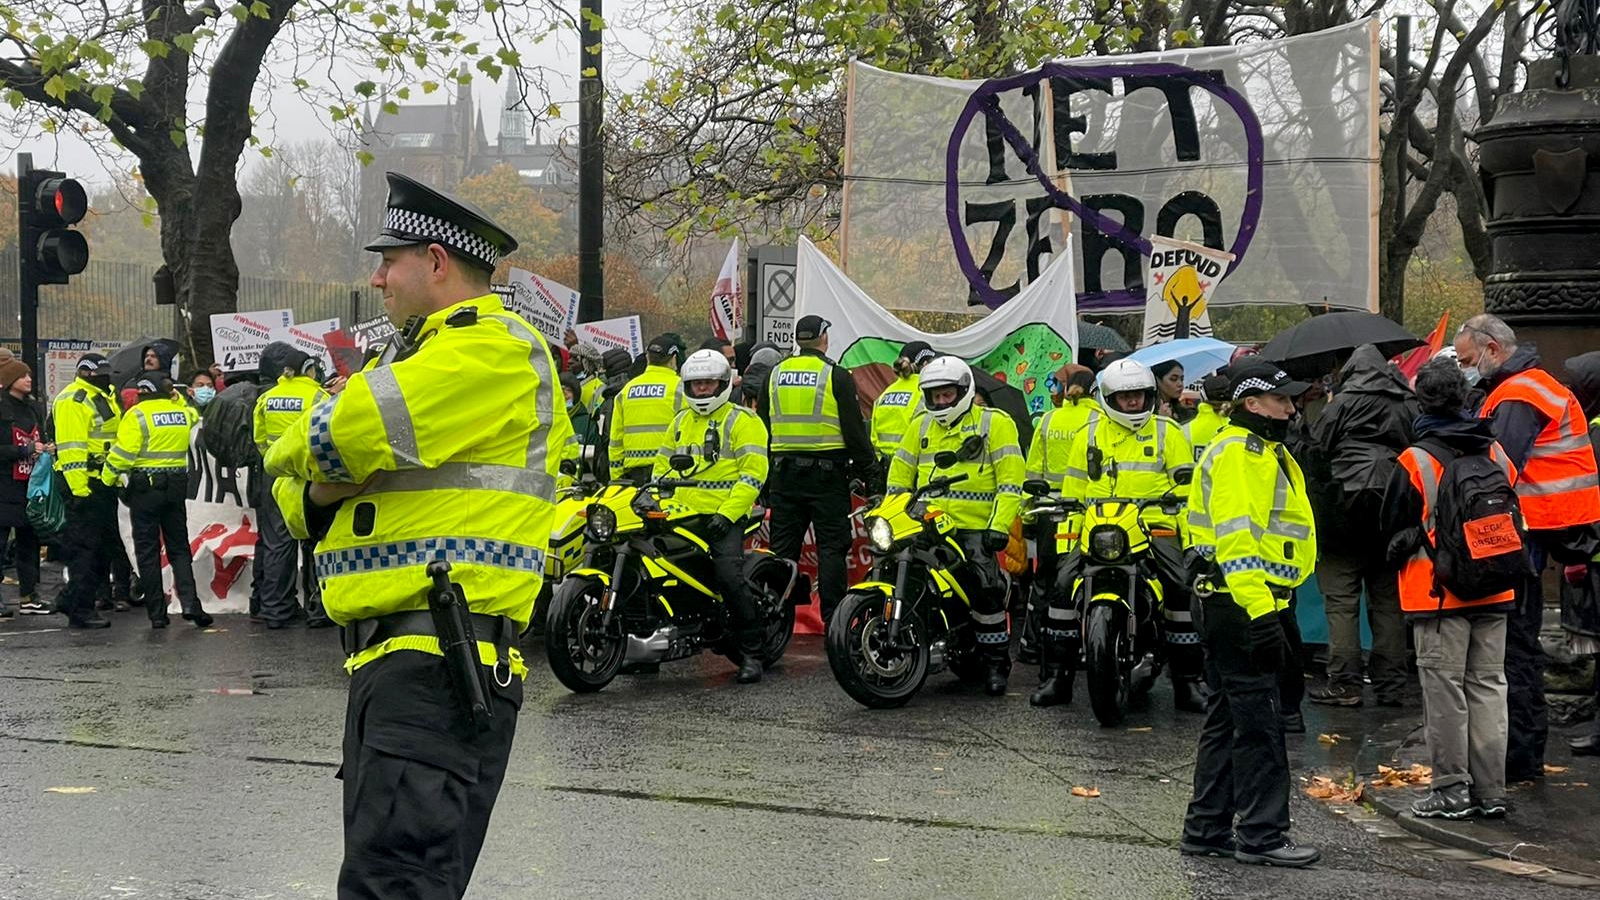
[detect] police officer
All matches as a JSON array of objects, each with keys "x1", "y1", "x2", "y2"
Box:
[
  {"x1": 265, "y1": 172, "x2": 562, "y2": 900},
  {"x1": 870, "y1": 340, "x2": 933, "y2": 462},
  {"x1": 253, "y1": 343, "x2": 331, "y2": 629},
  {"x1": 609, "y1": 333, "x2": 685, "y2": 485},
  {"x1": 1180, "y1": 359, "x2": 1319, "y2": 867},
  {"x1": 654, "y1": 349, "x2": 771, "y2": 683},
  {"x1": 50, "y1": 353, "x2": 120, "y2": 629},
  {"x1": 1184, "y1": 374, "x2": 1231, "y2": 461},
  {"x1": 589, "y1": 347, "x2": 636, "y2": 479},
  {"x1": 760, "y1": 315, "x2": 875, "y2": 624},
  {"x1": 1030, "y1": 360, "x2": 1199, "y2": 710},
  {"x1": 103, "y1": 375, "x2": 213, "y2": 629},
  {"x1": 1018, "y1": 366, "x2": 1098, "y2": 664},
  {"x1": 887, "y1": 356, "x2": 1024, "y2": 694}
]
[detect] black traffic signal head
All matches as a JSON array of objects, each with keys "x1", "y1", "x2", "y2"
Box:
[{"x1": 19, "y1": 169, "x2": 88, "y2": 285}]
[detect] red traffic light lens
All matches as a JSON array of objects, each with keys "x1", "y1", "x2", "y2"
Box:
[{"x1": 35, "y1": 176, "x2": 86, "y2": 226}]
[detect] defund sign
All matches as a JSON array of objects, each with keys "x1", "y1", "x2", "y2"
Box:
[{"x1": 945, "y1": 62, "x2": 1265, "y2": 312}]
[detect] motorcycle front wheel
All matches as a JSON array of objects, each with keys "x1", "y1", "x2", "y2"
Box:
[
  {"x1": 826, "y1": 591, "x2": 930, "y2": 709},
  {"x1": 545, "y1": 576, "x2": 627, "y2": 693},
  {"x1": 1084, "y1": 601, "x2": 1130, "y2": 727}
]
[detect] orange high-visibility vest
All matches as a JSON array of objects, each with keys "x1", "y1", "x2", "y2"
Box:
[
  {"x1": 1395, "y1": 443, "x2": 1520, "y2": 615},
  {"x1": 1482, "y1": 368, "x2": 1600, "y2": 530}
]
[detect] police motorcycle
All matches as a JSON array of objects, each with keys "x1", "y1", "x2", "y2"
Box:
[
  {"x1": 1022, "y1": 461, "x2": 1193, "y2": 726},
  {"x1": 826, "y1": 438, "x2": 1008, "y2": 709},
  {"x1": 544, "y1": 430, "x2": 803, "y2": 693}
]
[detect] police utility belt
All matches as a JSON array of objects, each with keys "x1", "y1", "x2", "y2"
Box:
[
  {"x1": 341, "y1": 609, "x2": 517, "y2": 658},
  {"x1": 126, "y1": 469, "x2": 184, "y2": 488},
  {"x1": 776, "y1": 454, "x2": 844, "y2": 472}
]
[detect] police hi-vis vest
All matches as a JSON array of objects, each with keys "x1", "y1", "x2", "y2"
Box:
[
  {"x1": 871, "y1": 374, "x2": 921, "y2": 457},
  {"x1": 103, "y1": 396, "x2": 196, "y2": 481},
  {"x1": 887, "y1": 406, "x2": 1025, "y2": 534},
  {"x1": 609, "y1": 364, "x2": 683, "y2": 479},
  {"x1": 1482, "y1": 367, "x2": 1600, "y2": 531},
  {"x1": 768, "y1": 354, "x2": 844, "y2": 453},
  {"x1": 265, "y1": 294, "x2": 563, "y2": 676},
  {"x1": 1026, "y1": 399, "x2": 1099, "y2": 484},
  {"x1": 254, "y1": 374, "x2": 330, "y2": 456},
  {"x1": 53, "y1": 376, "x2": 121, "y2": 496},
  {"x1": 1185, "y1": 424, "x2": 1316, "y2": 621}
]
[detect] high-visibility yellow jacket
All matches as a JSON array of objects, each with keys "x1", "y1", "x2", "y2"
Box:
[
  {"x1": 1183, "y1": 404, "x2": 1227, "y2": 463},
  {"x1": 1185, "y1": 423, "x2": 1316, "y2": 620},
  {"x1": 103, "y1": 396, "x2": 195, "y2": 482},
  {"x1": 1026, "y1": 398, "x2": 1100, "y2": 484},
  {"x1": 265, "y1": 294, "x2": 563, "y2": 676},
  {"x1": 888, "y1": 406, "x2": 1025, "y2": 534},
  {"x1": 609, "y1": 364, "x2": 683, "y2": 481},
  {"x1": 870, "y1": 374, "x2": 921, "y2": 458},
  {"x1": 1062, "y1": 412, "x2": 1192, "y2": 529},
  {"x1": 52, "y1": 377, "x2": 121, "y2": 497},
  {"x1": 580, "y1": 375, "x2": 605, "y2": 413},
  {"x1": 254, "y1": 374, "x2": 329, "y2": 456},
  {"x1": 652, "y1": 403, "x2": 769, "y2": 521},
  {"x1": 768, "y1": 354, "x2": 844, "y2": 453}
]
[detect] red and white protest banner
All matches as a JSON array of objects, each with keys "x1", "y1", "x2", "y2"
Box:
[
  {"x1": 117, "y1": 500, "x2": 258, "y2": 614},
  {"x1": 710, "y1": 238, "x2": 743, "y2": 342}
]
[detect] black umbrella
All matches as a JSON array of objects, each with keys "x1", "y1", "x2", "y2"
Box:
[
  {"x1": 108, "y1": 336, "x2": 180, "y2": 386},
  {"x1": 1077, "y1": 320, "x2": 1131, "y2": 352},
  {"x1": 971, "y1": 368, "x2": 1034, "y2": 449},
  {"x1": 1257, "y1": 312, "x2": 1421, "y2": 379}
]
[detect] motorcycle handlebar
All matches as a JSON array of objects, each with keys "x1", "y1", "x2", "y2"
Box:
[
  {"x1": 914, "y1": 472, "x2": 969, "y2": 501},
  {"x1": 1027, "y1": 492, "x2": 1184, "y2": 517}
]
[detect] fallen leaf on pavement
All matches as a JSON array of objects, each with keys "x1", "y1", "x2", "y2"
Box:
[
  {"x1": 1370, "y1": 764, "x2": 1432, "y2": 787},
  {"x1": 1572, "y1": 782, "x2": 1590, "y2": 787},
  {"x1": 1318, "y1": 733, "x2": 1348, "y2": 745},
  {"x1": 1127, "y1": 727, "x2": 1152, "y2": 733},
  {"x1": 872, "y1": 857, "x2": 891, "y2": 863},
  {"x1": 1070, "y1": 786, "x2": 1101, "y2": 798},
  {"x1": 1544, "y1": 764, "x2": 1569, "y2": 775},
  {"x1": 45, "y1": 786, "x2": 96, "y2": 794},
  {"x1": 1304, "y1": 775, "x2": 1365, "y2": 803}
]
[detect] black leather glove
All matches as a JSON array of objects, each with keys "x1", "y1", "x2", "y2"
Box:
[
  {"x1": 981, "y1": 530, "x2": 1010, "y2": 553},
  {"x1": 704, "y1": 514, "x2": 734, "y2": 542},
  {"x1": 1248, "y1": 614, "x2": 1288, "y2": 673}
]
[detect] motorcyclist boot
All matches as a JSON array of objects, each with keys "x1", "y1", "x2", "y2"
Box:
[
  {"x1": 1029, "y1": 664, "x2": 1074, "y2": 707},
  {"x1": 736, "y1": 656, "x2": 763, "y2": 684},
  {"x1": 1172, "y1": 675, "x2": 1207, "y2": 713},
  {"x1": 984, "y1": 657, "x2": 1009, "y2": 697}
]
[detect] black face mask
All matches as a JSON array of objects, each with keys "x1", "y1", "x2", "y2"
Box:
[
  {"x1": 84, "y1": 374, "x2": 112, "y2": 392},
  {"x1": 1231, "y1": 404, "x2": 1295, "y2": 443}
]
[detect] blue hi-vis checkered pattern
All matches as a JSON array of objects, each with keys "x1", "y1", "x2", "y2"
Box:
[
  {"x1": 317, "y1": 536, "x2": 547, "y2": 580},
  {"x1": 384, "y1": 207, "x2": 502, "y2": 270},
  {"x1": 308, "y1": 399, "x2": 351, "y2": 482},
  {"x1": 1219, "y1": 555, "x2": 1300, "y2": 581}
]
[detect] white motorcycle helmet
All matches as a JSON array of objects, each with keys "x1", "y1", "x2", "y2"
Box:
[
  {"x1": 680, "y1": 349, "x2": 733, "y2": 415},
  {"x1": 919, "y1": 355, "x2": 975, "y2": 427},
  {"x1": 1096, "y1": 358, "x2": 1158, "y2": 432}
]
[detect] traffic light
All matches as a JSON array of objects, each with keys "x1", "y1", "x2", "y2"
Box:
[{"x1": 19, "y1": 167, "x2": 88, "y2": 285}]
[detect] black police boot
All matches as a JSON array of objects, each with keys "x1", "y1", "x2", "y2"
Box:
[
  {"x1": 68, "y1": 610, "x2": 111, "y2": 629},
  {"x1": 984, "y1": 655, "x2": 1010, "y2": 697},
  {"x1": 1172, "y1": 675, "x2": 1207, "y2": 713},
  {"x1": 182, "y1": 603, "x2": 214, "y2": 629},
  {"x1": 736, "y1": 655, "x2": 763, "y2": 684},
  {"x1": 1030, "y1": 663, "x2": 1074, "y2": 707}
]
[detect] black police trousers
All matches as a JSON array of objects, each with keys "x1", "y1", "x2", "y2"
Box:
[
  {"x1": 953, "y1": 530, "x2": 1012, "y2": 666},
  {"x1": 125, "y1": 473, "x2": 201, "y2": 619},
  {"x1": 255, "y1": 483, "x2": 325, "y2": 626},
  {"x1": 1183, "y1": 592, "x2": 1292, "y2": 853},
  {"x1": 767, "y1": 456, "x2": 853, "y2": 622},
  {"x1": 706, "y1": 523, "x2": 762, "y2": 656},
  {"x1": 58, "y1": 481, "x2": 119, "y2": 620},
  {"x1": 339, "y1": 651, "x2": 521, "y2": 900}
]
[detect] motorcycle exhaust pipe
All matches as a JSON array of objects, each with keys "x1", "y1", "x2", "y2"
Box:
[
  {"x1": 624, "y1": 626, "x2": 679, "y2": 664},
  {"x1": 928, "y1": 638, "x2": 948, "y2": 671}
]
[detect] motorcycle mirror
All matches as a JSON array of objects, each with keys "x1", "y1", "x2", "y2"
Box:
[
  {"x1": 1172, "y1": 464, "x2": 1195, "y2": 487},
  {"x1": 933, "y1": 450, "x2": 959, "y2": 469},
  {"x1": 1023, "y1": 479, "x2": 1053, "y2": 497},
  {"x1": 958, "y1": 434, "x2": 985, "y2": 462},
  {"x1": 669, "y1": 453, "x2": 696, "y2": 473}
]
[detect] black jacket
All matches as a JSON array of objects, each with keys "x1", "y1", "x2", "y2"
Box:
[
  {"x1": 0, "y1": 392, "x2": 47, "y2": 529},
  {"x1": 1309, "y1": 345, "x2": 1418, "y2": 542}
]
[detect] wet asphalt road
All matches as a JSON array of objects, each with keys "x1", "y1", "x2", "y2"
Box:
[{"x1": 0, "y1": 607, "x2": 1592, "y2": 900}]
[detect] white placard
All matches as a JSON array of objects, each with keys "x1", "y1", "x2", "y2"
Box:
[
  {"x1": 574, "y1": 316, "x2": 645, "y2": 358},
  {"x1": 283, "y1": 317, "x2": 342, "y2": 371},
  {"x1": 503, "y1": 268, "x2": 580, "y2": 341},
  {"x1": 211, "y1": 310, "x2": 295, "y2": 373}
]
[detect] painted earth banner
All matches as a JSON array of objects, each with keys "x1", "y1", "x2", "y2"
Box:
[
  {"x1": 796, "y1": 236, "x2": 1078, "y2": 421},
  {"x1": 840, "y1": 20, "x2": 1378, "y2": 315}
]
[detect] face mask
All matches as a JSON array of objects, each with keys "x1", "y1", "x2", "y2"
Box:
[
  {"x1": 193, "y1": 387, "x2": 216, "y2": 406},
  {"x1": 1460, "y1": 365, "x2": 1482, "y2": 387},
  {"x1": 565, "y1": 398, "x2": 576, "y2": 412}
]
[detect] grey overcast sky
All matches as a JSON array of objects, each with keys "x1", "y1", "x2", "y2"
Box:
[{"x1": 0, "y1": 0, "x2": 660, "y2": 189}]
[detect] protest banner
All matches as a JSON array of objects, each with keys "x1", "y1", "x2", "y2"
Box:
[
  {"x1": 574, "y1": 316, "x2": 645, "y2": 358},
  {"x1": 1139, "y1": 236, "x2": 1229, "y2": 346},
  {"x1": 348, "y1": 314, "x2": 397, "y2": 355},
  {"x1": 710, "y1": 238, "x2": 744, "y2": 341},
  {"x1": 840, "y1": 20, "x2": 1378, "y2": 314},
  {"x1": 210, "y1": 309, "x2": 295, "y2": 372},
  {"x1": 42, "y1": 339, "x2": 124, "y2": 400},
  {"x1": 503, "y1": 268, "x2": 580, "y2": 341},
  {"x1": 283, "y1": 317, "x2": 341, "y2": 371}
]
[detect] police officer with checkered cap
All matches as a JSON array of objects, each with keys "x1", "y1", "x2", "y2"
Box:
[{"x1": 265, "y1": 171, "x2": 570, "y2": 899}]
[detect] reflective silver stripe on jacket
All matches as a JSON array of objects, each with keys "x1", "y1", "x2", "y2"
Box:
[{"x1": 370, "y1": 462, "x2": 557, "y2": 500}]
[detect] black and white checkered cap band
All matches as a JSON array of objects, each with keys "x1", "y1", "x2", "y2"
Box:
[
  {"x1": 383, "y1": 207, "x2": 501, "y2": 268},
  {"x1": 1231, "y1": 377, "x2": 1279, "y2": 400}
]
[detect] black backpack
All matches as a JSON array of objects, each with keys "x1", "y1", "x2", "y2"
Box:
[
  {"x1": 1417, "y1": 440, "x2": 1529, "y2": 602},
  {"x1": 204, "y1": 381, "x2": 261, "y2": 470}
]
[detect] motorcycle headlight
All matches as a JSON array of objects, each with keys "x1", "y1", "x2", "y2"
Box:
[
  {"x1": 586, "y1": 504, "x2": 617, "y2": 541},
  {"x1": 1088, "y1": 525, "x2": 1128, "y2": 562},
  {"x1": 868, "y1": 516, "x2": 895, "y2": 551}
]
